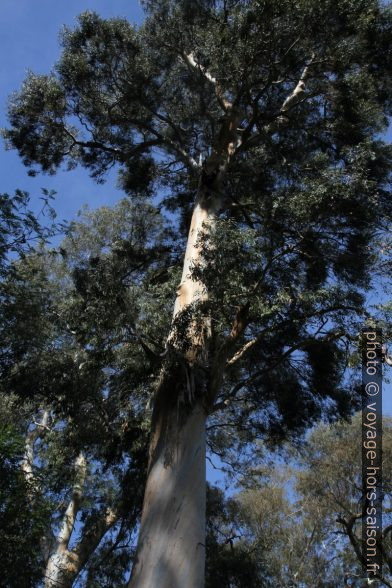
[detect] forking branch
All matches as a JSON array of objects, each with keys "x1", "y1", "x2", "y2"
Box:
[
  {"x1": 45, "y1": 452, "x2": 87, "y2": 587},
  {"x1": 240, "y1": 54, "x2": 317, "y2": 150},
  {"x1": 182, "y1": 52, "x2": 233, "y2": 112}
]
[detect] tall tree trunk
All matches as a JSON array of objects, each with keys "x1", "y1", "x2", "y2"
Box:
[
  {"x1": 129, "y1": 192, "x2": 213, "y2": 588},
  {"x1": 129, "y1": 393, "x2": 206, "y2": 588},
  {"x1": 130, "y1": 92, "x2": 240, "y2": 586}
]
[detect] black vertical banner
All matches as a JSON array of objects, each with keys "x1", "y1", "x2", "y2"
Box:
[{"x1": 362, "y1": 328, "x2": 382, "y2": 579}]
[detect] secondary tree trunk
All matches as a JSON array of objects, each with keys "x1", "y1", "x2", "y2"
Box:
[{"x1": 45, "y1": 453, "x2": 86, "y2": 588}]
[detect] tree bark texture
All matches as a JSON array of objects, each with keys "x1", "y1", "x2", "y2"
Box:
[{"x1": 130, "y1": 102, "x2": 240, "y2": 587}]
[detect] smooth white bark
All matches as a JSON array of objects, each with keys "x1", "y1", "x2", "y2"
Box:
[
  {"x1": 45, "y1": 452, "x2": 86, "y2": 588},
  {"x1": 129, "y1": 405, "x2": 206, "y2": 588},
  {"x1": 21, "y1": 410, "x2": 50, "y2": 492},
  {"x1": 130, "y1": 76, "x2": 240, "y2": 587}
]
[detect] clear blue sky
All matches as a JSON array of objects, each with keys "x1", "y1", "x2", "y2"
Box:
[
  {"x1": 0, "y1": 0, "x2": 390, "y2": 432},
  {"x1": 0, "y1": 0, "x2": 144, "y2": 222}
]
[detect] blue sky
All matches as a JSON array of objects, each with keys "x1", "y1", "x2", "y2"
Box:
[
  {"x1": 0, "y1": 0, "x2": 144, "y2": 221},
  {"x1": 0, "y1": 0, "x2": 390, "y2": 431}
]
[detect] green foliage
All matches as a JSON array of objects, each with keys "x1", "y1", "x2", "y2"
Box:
[
  {"x1": 0, "y1": 189, "x2": 62, "y2": 276},
  {"x1": 0, "y1": 197, "x2": 177, "y2": 584},
  {"x1": 3, "y1": 1, "x2": 391, "y2": 450},
  {"x1": 206, "y1": 485, "x2": 264, "y2": 587},
  {"x1": 0, "y1": 417, "x2": 52, "y2": 587},
  {"x1": 208, "y1": 414, "x2": 392, "y2": 587},
  {"x1": 1, "y1": 0, "x2": 392, "y2": 583}
]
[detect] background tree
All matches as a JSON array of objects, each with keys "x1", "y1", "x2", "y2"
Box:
[
  {"x1": 0, "y1": 198, "x2": 175, "y2": 586},
  {"x1": 0, "y1": 398, "x2": 52, "y2": 588},
  {"x1": 3, "y1": 1, "x2": 392, "y2": 585},
  {"x1": 207, "y1": 414, "x2": 392, "y2": 588},
  {"x1": 294, "y1": 414, "x2": 392, "y2": 587},
  {"x1": 0, "y1": 189, "x2": 62, "y2": 586}
]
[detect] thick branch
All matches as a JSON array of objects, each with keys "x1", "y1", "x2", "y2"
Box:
[
  {"x1": 226, "y1": 335, "x2": 259, "y2": 367},
  {"x1": 227, "y1": 321, "x2": 345, "y2": 369},
  {"x1": 57, "y1": 453, "x2": 86, "y2": 550},
  {"x1": 336, "y1": 514, "x2": 365, "y2": 568},
  {"x1": 266, "y1": 57, "x2": 315, "y2": 133},
  {"x1": 337, "y1": 514, "x2": 392, "y2": 587},
  {"x1": 207, "y1": 303, "x2": 250, "y2": 408},
  {"x1": 215, "y1": 328, "x2": 347, "y2": 411},
  {"x1": 21, "y1": 410, "x2": 50, "y2": 492},
  {"x1": 241, "y1": 56, "x2": 315, "y2": 151},
  {"x1": 63, "y1": 126, "x2": 160, "y2": 163},
  {"x1": 280, "y1": 62, "x2": 312, "y2": 114},
  {"x1": 65, "y1": 507, "x2": 118, "y2": 582},
  {"x1": 182, "y1": 52, "x2": 232, "y2": 112}
]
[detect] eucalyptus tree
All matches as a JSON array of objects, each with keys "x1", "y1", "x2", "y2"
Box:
[
  {"x1": 0, "y1": 190, "x2": 61, "y2": 586},
  {"x1": 209, "y1": 415, "x2": 392, "y2": 588},
  {"x1": 0, "y1": 396, "x2": 52, "y2": 588},
  {"x1": 0, "y1": 199, "x2": 172, "y2": 587},
  {"x1": 4, "y1": 0, "x2": 392, "y2": 585},
  {"x1": 294, "y1": 414, "x2": 392, "y2": 587}
]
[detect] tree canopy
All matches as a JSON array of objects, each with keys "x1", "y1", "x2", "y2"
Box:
[{"x1": 1, "y1": 1, "x2": 392, "y2": 586}]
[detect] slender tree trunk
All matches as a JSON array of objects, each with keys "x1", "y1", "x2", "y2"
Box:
[
  {"x1": 44, "y1": 505, "x2": 117, "y2": 588},
  {"x1": 21, "y1": 410, "x2": 50, "y2": 493},
  {"x1": 45, "y1": 452, "x2": 86, "y2": 588}
]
